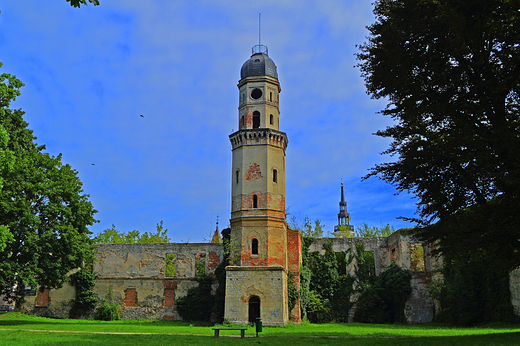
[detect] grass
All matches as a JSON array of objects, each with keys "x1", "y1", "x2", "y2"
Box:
[{"x1": 1, "y1": 313, "x2": 520, "y2": 345}]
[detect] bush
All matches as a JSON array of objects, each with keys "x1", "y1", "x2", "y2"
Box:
[
  {"x1": 437, "y1": 252, "x2": 517, "y2": 325},
  {"x1": 177, "y1": 276, "x2": 215, "y2": 321},
  {"x1": 330, "y1": 275, "x2": 355, "y2": 322},
  {"x1": 306, "y1": 290, "x2": 331, "y2": 323},
  {"x1": 354, "y1": 264, "x2": 411, "y2": 324},
  {"x1": 94, "y1": 287, "x2": 120, "y2": 321}
]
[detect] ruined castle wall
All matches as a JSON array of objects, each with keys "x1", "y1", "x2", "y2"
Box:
[
  {"x1": 20, "y1": 284, "x2": 75, "y2": 319},
  {"x1": 94, "y1": 243, "x2": 223, "y2": 278},
  {"x1": 309, "y1": 233, "x2": 436, "y2": 324},
  {"x1": 21, "y1": 243, "x2": 224, "y2": 320}
]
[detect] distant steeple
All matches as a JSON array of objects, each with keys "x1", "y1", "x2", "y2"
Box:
[
  {"x1": 334, "y1": 182, "x2": 354, "y2": 236},
  {"x1": 211, "y1": 218, "x2": 222, "y2": 244}
]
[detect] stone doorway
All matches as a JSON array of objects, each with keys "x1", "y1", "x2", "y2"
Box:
[{"x1": 248, "y1": 296, "x2": 260, "y2": 323}]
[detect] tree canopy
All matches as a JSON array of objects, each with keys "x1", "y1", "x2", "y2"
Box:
[
  {"x1": 93, "y1": 221, "x2": 170, "y2": 244},
  {"x1": 355, "y1": 223, "x2": 395, "y2": 238},
  {"x1": 287, "y1": 215, "x2": 324, "y2": 238},
  {"x1": 357, "y1": 0, "x2": 520, "y2": 269},
  {"x1": 0, "y1": 65, "x2": 98, "y2": 305},
  {"x1": 67, "y1": 0, "x2": 100, "y2": 8}
]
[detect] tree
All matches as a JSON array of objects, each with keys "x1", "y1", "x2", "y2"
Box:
[
  {"x1": 93, "y1": 221, "x2": 170, "y2": 244},
  {"x1": 67, "y1": 0, "x2": 100, "y2": 8},
  {"x1": 0, "y1": 65, "x2": 98, "y2": 305},
  {"x1": 0, "y1": 124, "x2": 14, "y2": 252},
  {"x1": 288, "y1": 215, "x2": 324, "y2": 238},
  {"x1": 355, "y1": 223, "x2": 394, "y2": 238},
  {"x1": 357, "y1": 0, "x2": 520, "y2": 269}
]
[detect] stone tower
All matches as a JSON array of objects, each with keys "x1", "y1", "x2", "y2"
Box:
[{"x1": 224, "y1": 45, "x2": 301, "y2": 326}]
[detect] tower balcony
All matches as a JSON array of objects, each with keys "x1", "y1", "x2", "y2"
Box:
[{"x1": 229, "y1": 128, "x2": 288, "y2": 151}]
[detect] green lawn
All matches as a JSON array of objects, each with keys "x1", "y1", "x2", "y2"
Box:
[{"x1": 1, "y1": 313, "x2": 520, "y2": 345}]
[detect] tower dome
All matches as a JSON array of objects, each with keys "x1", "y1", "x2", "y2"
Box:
[{"x1": 240, "y1": 44, "x2": 278, "y2": 80}]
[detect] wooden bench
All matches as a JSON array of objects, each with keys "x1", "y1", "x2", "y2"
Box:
[{"x1": 212, "y1": 328, "x2": 247, "y2": 338}]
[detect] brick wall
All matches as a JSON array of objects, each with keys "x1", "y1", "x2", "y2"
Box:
[
  {"x1": 35, "y1": 289, "x2": 50, "y2": 307},
  {"x1": 124, "y1": 288, "x2": 137, "y2": 307}
]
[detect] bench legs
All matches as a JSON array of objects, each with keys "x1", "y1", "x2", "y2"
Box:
[{"x1": 213, "y1": 329, "x2": 246, "y2": 339}]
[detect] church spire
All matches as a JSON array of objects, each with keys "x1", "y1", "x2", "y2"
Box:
[
  {"x1": 334, "y1": 182, "x2": 354, "y2": 236},
  {"x1": 211, "y1": 217, "x2": 222, "y2": 244}
]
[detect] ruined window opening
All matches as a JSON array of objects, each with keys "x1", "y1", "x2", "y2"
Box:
[
  {"x1": 252, "y1": 238, "x2": 258, "y2": 255},
  {"x1": 270, "y1": 114, "x2": 274, "y2": 125},
  {"x1": 236, "y1": 169, "x2": 240, "y2": 184},
  {"x1": 253, "y1": 195, "x2": 258, "y2": 208},
  {"x1": 195, "y1": 253, "x2": 206, "y2": 277},
  {"x1": 124, "y1": 288, "x2": 137, "y2": 307},
  {"x1": 410, "y1": 244, "x2": 425, "y2": 271},
  {"x1": 361, "y1": 251, "x2": 376, "y2": 277},
  {"x1": 251, "y1": 88, "x2": 262, "y2": 100},
  {"x1": 273, "y1": 169, "x2": 278, "y2": 183},
  {"x1": 166, "y1": 253, "x2": 177, "y2": 277},
  {"x1": 253, "y1": 111, "x2": 260, "y2": 129}
]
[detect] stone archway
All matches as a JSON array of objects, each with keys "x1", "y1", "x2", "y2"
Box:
[{"x1": 248, "y1": 296, "x2": 260, "y2": 323}]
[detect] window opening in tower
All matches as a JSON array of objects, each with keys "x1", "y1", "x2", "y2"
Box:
[{"x1": 253, "y1": 111, "x2": 260, "y2": 129}]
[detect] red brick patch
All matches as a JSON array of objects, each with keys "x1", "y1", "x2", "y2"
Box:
[
  {"x1": 244, "y1": 164, "x2": 262, "y2": 181},
  {"x1": 163, "y1": 288, "x2": 175, "y2": 307},
  {"x1": 124, "y1": 288, "x2": 137, "y2": 307},
  {"x1": 208, "y1": 251, "x2": 221, "y2": 274},
  {"x1": 35, "y1": 289, "x2": 50, "y2": 307}
]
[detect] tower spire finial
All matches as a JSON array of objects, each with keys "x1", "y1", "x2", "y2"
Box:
[
  {"x1": 252, "y1": 14, "x2": 268, "y2": 55},
  {"x1": 259, "y1": 13, "x2": 261, "y2": 46}
]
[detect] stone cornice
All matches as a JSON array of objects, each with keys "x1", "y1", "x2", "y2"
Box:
[
  {"x1": 237, "y1": 75, "x2": 281, "y2": 91},
  {"x1": 225, "y1": 265, "x2": 285, "y2": 272},
  {"x1": 229, "y1": 129, "x2": 288, "y2": 151}
]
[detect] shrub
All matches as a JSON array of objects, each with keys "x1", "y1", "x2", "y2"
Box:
[
  {"x1": 438, "y1": 252, "x2": 517, "y2": 325},
  {"x1": 176, "y1": 276, "x2": 215, "y2": 321},
  {"x1": 354, "y1": 264, "x2": 411, "y2": 324},
  {"x1": 95, "y1": 287, "x2": 120, "y2": 321},
  {"x1": 306, "y1": 290, "x2": 331, "y2": 323}
]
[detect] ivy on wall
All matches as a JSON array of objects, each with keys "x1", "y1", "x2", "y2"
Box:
[{"x1": 69, "y1": 267, "x2": 98, "y2": 318}]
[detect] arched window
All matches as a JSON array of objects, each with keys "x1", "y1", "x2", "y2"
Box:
[
  {"x1": 270, "y1": 114, "x2": 274, "y2": 125},
  {"x1": 236, "y1": 169, "x2": 240, "y2": 184},
  {"x1": 270, "y1": 92, "x2": 273, "y2": 101},
  {"x1": 253, "y1": 111, "x2": 260, "y2": 129},
  {"x1": 252, "y1": 238, "x2": 258, "y2": 255},
  {"x1": 241, "y1": 116, "x2": 245, "y2": 128},
  {"x1": 253, "y1": 195, "x2": 258, "y2": 208},
  {"x1": 273, "y1": 169, "x2": 278, "y2": 183}
]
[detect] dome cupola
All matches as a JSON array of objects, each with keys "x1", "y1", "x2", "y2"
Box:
[{"x1": 240, "y1": 44, "x2": 278, "y2": 80}]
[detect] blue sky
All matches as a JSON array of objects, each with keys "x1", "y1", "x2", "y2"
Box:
[{"x1": 0, "y1": 1, "x2": 416, "y2": 242}]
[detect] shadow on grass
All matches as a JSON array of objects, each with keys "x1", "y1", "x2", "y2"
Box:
[
  {"x1": 0, "y1": 313, "x2": 215, "y2": 329},
  {"x1": 2, "y1": 330, "x2": 520, "y2": 346}
]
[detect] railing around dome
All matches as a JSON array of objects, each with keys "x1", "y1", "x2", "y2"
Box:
[{"x1": 252, "y1": 44, "x2": 268, "y2": 55}]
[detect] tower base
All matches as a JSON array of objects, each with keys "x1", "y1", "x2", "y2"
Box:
[{"x1": 224, "y1": 265, "x2": 288, "y2": 326}]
